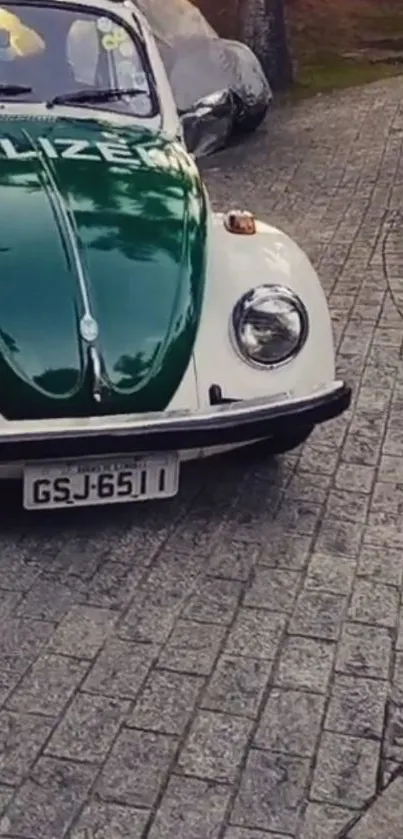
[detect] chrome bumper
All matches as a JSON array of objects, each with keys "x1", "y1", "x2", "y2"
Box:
[{"x1": 0, "y1": 381, "x2": 351, "y2": 463}]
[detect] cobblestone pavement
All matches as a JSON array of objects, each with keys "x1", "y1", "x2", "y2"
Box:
[{"x1": 0, "y1": 77, "x2": 402, "y2": 838}]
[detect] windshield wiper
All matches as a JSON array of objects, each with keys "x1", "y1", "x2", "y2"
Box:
[
  {"x1": 47, "y1": 87, "x2": 145, "y2": 108},
  {"x1": 0, "y1": 84, "x2": 32, "y2": 96}
]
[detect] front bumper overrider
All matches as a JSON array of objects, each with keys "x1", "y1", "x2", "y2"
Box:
[{"x1": 0, "y1": 381, "x2": 352, "y2": 463}]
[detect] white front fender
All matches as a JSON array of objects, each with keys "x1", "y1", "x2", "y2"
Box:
[{"x1": 193, "y1": 211, "x2": 336, "y2": 407}]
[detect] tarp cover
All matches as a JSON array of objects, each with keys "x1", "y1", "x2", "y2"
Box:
[{"x1": 134, "y1": 0, "x2": 272, "y2": 155}]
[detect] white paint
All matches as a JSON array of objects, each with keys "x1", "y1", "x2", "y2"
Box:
[
  {"x1": 0, "y1": 136, "x2": 187, "y2": 170},
  {"x1": 0, "y1": 139, "x2": 35, "y2": 160},
  {"x1": 54, "y1": 138, "x2": 100, "y2": 161},
  {"x1": 38, "y1": 137, "x2": 58, "y2": 159},
  {"x1": 96, "y1": 140, "x2": 134, "y2": 164},
  {"x1": 192, "y1": 208, "x2": 335, "y2": 408}
]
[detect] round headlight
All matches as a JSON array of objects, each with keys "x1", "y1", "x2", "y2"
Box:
[{"x1": 231, "y1": 284, "x2": 308, "y2": 367}]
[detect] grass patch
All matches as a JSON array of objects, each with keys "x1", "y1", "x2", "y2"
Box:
[
  {"x1": 286, "y1": 0, "x2": 403, "y2": 99},
  {"x1": 291, "y1": 54, "x2": 403, "y2": 100}
]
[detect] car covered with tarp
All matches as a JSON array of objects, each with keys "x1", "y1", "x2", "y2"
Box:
[{"x1": 135, "y1": 0, "x2": 273, "y2": 155}]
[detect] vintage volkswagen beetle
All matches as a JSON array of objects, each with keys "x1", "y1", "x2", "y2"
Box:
[{"x1": 0, "y1": 0, "x2": 351, "y2": 510}]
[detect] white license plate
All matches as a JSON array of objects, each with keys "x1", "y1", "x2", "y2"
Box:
[{"x1": 23, "y1": 453, "x2": 180, "y2": 510}]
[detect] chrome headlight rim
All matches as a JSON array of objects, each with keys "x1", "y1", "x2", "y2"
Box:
[{"x1": 230, "y1": 284, "x2": 309, "y2": 370}]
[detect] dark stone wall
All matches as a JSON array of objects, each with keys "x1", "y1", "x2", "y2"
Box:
[
  {"x1": 195, "y1": 0, "x2": 242, "y2": 39},
  {"x1": 193, "y1": 0, "x2": 293, "y2": 89}
]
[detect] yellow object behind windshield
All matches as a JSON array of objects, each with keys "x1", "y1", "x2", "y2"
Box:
[{"x1": 0, "y1": 8, "x2": 45, "y2": 57}]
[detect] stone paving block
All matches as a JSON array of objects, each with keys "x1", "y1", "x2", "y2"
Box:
[
  {"x1": 105, "y1": 518, "x2": 171, "y2": 567},
  {"x1": 363, "y1": 520, "x2": 403, "y2": 550},
  {"x1": 395, "y1": 607, "x2": 403, "y2": 650},
  {"x1": 0, "y1": 619, "x2": 55, "y2": 688},
  {"x1": 138, "y1": 550, "x2": 201, "y2": 606},
  {"x1": 356, "y1": 386, "x2": 390, "y2": 415},
  {"x1": 342, "y1": 433, "x2": 382, "y2": 468},
  {"x1": 0, "y1": 711, "x2": 53, "y2": 785},
  {"x1": 231, "y1": 749, "x2": 310, "y2": 834},
  {"x1": 116, "y1": 598, "x2": 178, "y2": 646},
  {"x1": 362, "y1": 363, "x2": 395, "y2": 391},
  {"x1": 369, "y1": 482, "x2": 403, "y2": 524},
  {"x1": 336, "y1": 623, "x2": 393, "y2": 679},
  {"x1": 325, "y1": 675, "x2": 388, "y2": 739},
  {"x1": 326, "y1": 489, "x2": 369, "y2": 523},
  {"x1": 378, "y1": 453, "x2": 403, "y2": 483},
  {"x1": 346, "y1": 774, "x2": 403, "y2": 838},
  {"x1": 243, "y1": 568, "x2": 301, "y2": 613},
  {"x1": 200, "y1": 655, "x2": 272, "y2": 718},
  {"x1": 304, "y1": 552, "x2": 356, "y2": 595},
  {"x1": 45, "y1": 693, "x2": 129, "y2": 763},
  {"x1": 311, "y1": 732, "x2": 380, "y2": 809},
  {"x1": 289, "y1": 590, "x2": 347, "y2": 640},
  {"x1": 275, "y1": 636, "x2": 335, "y2": 693},
  {"x1": 334, "y1": 464, "x2": 375, "y2": 495},
  {"x1": 96, "y1": 728, "x2": 177, "y2": 808},
  {"x1": 348, "y1": 578, "x2": 399, "y2": 628},
  {"x1": 259, "y1": 534, "x2": 313, "y2": 570},
  {"x1": 0, "y1": 757, "x2": 97, "y2": 839},
  {"x1": 207, "y1": 541, "x2": 261, "y2": 581},
  {"x1": 383, "y1": 700, "x2": 403, "y2": 760},
  {"x1": 0, "y1": 589, "x2": 24, "y2": 620},
  {"x1": 298, "y1": 444, "x2": 339, "y2": 476},
  {"x1": 0, "y1": 785, "x2": 13, "y2": 817},
  {"x1": 224, "y1": 831, "x2": 293, "y2": 839},
  {"x1": 127, "y1": 670, "x2": 203, "y2": 734},
  {"x1": 40, "y1": 532, "x2": 114, "y2": 584},
  {"x1": 0, "y1": 541, "x2": 43, "y2": 589},
  {"x1": 314, "y1": 517, "x2": 364, "y2": 557},
  {"x1": 70, "y1": 800, "x2": 150, "y2": 839},
  {"x1": 392, "y1": 651, "x2": 403, "y2": 702},
  {"x1": 6, "y1": 653, "x2": 90, "y2": 715},
  {"x1": 82, "y1": 638, "x2": 157, "y2": 699},
  {"x1": 254, "y1": 688, "x2": 326, "y2": 756},
  {"x1": 224, "y1": 609, "x2": 286, "y2": 660},
  {"x1": 181, "y1": 578, "x2": 242, "y2": 624},
  {"x1": 284, "y1": 470, "x2": 332, "y2": 504},
  {"x1": 163, "y1": 510, "x2": 225, "y2": 556},
  {"x1": 16, "y1": 579, "x2": 75, "y2": 621},
  {"x1": 158, "y1": 620, "x2": 227, "y2": 675},
  {"x1": 273, "y1": 500, "x2": 322, "y2": 536},
  {"x1": 47, "y1": 606, "x2": 116, "y2": 658},
  {"x1": 381, "y1": 430, "x2": 403, "y2": 460},
  {"x1": 147, "y1": 775, "x2": 231, "y2": 839},
  {"x1": 357, "y1": 546, "x2": 403, "y2": 587},
  {"x1": 299, "y1": 802, "x2": 357, "y2": 839},
  {"x1": 75, "y1": 560, "x2": 143, "y2": 610},
  {"x1": 217, "y1": 512, "x2": 266, "y2": 546},
  {"x1": 177, "y1": 710, "x2": 253, "y2": 783}
]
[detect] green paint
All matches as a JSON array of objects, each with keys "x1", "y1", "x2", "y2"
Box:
[{"x1": 0, "y1": 116, "x2": 207, "y2": 419}]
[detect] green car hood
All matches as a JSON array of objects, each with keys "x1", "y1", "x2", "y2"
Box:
[{"x1": 0, "y1": 115, "x2": 207, "y2": 420}]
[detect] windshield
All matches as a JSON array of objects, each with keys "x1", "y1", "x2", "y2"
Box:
[{"x1": 0, "y1": 2, "x2": 157, "y2": 116}]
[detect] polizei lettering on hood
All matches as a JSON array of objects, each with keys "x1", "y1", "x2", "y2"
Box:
[{"x1": 0, "y1": 136, "x2": 195, "y2": 172}]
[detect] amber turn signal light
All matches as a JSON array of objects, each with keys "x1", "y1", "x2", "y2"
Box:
[{"x1": 224, "y1": 210, "x2": 256, "y2": 235}]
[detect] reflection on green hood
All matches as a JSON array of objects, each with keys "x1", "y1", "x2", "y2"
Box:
[{"x1": 0, "y1": 115, "x2": 207, "y2": 420}]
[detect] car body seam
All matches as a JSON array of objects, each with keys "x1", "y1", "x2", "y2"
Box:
[{"x1": 22, "y1": 128, "x2": 104, "y2": 402}]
